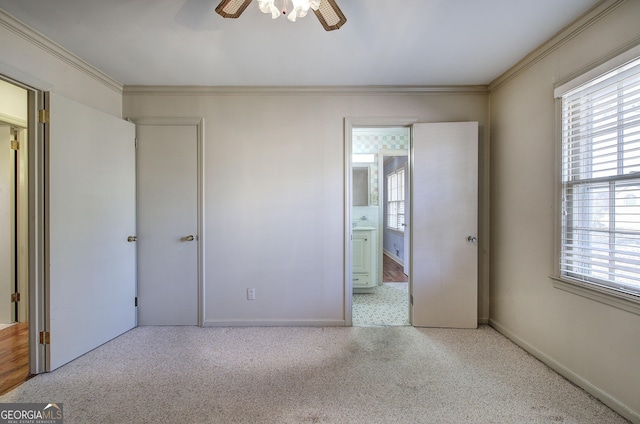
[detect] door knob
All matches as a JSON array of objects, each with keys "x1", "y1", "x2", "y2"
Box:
[
  {"x1": 185, "y1": 235, "x2": 195, "y2": 241},
  {"x1": 127, "y1": 236, "x2": 137, "y2": 242},
  {"x1": 467, "y1": 236, "x2": 478, "y2": 245}
]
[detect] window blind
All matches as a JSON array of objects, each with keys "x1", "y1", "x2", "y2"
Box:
[
  {"x1": 560, "y1": 56, "x2": 640, "y2": 296},
  {"x1": 387, "y1": 168, "x2": 405, "y2": 232}
]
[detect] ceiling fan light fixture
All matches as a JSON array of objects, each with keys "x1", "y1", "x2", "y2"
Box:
[
  {"x1": 257, "y1": 0, "x2": 280, "y2": 19},
  {"x1": 215, "y1": 0, "x2": 253, "y2": 18},
  {"x1": 313, "y1": 0, "x2": 346, "y2": 31},
  {"x1": 215, "y1": 0, "x2": 346, "y2": 31},
  {"x1": 257, "y1": 0, "x2": 320, "y2": 21},
  {"x1": 287, "y1": 0, "x2": 320, "y2": 22}
]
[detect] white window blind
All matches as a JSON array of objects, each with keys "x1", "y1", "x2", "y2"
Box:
[
  {"x1": 559, "y1": 56, "x2": 640, "y2": 297},
  {"x1": 387, "y1": 168, "x2": 405, "y2": 232}
]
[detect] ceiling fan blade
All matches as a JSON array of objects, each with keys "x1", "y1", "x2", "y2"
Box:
[
  {"x1": 215, "y1": 0, "x2": 253, "y2": 18},
  {"x1": 313, "y1": 0, "x2": 347, "y2": 31}
]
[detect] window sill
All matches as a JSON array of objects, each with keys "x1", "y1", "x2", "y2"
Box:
[{"x1": 550, "y1": 276, "x2": 640, "y2": 316}]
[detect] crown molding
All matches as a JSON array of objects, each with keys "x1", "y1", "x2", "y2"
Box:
[
  {"x1": 489, "y1": 0, "x2": 628, "y2": 92},
  {"x1": 123, "y1": 85, "x2": 489, "y2": 96},
  {"x1": 0, "y1": 8, "x2": 123, "y2": 93}
]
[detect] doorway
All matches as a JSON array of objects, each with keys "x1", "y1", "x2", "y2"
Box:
[
  {"x1": 350, "y1": 127, "x2": 411, "y2": 327},
  {"x1": 346, "y1": 119, "x2": 479, "y2": 329},
  {"x1": 0, "y1": 78, "x2": 30, "y2": 394},
  {"x1": 134, "y1": 118, "x2": 203, "y2": 326}
]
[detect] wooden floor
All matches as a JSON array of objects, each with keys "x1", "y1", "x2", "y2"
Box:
[
  {"x1": 383, "y1": 254, "x2": 408, "y2": 282},
  {"x1": 0, "y1": 322, "x2": 31, "y2": 395}
]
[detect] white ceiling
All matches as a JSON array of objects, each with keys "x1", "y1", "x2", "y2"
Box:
[{"x1": 0, "y1": 0, "x2": 601, "y2": 87}]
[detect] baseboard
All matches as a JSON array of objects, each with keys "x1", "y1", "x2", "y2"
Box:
[
  {"x1": 203, "y1": 319, "x2": 346, "y2": 327},
  {"x1": 489, "y1": 319, "x2": 639, "y2": 424},
  {"x1": 383, "y1": 249, "x2": 404, "y2": 266}
]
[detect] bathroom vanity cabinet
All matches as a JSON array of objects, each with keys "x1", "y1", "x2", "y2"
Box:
[{"x1": 352, "y1": 228, "x2": 377, "y2": 292}]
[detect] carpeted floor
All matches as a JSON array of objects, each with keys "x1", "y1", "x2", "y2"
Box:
[
  {"x1": 0, "y1": 325, "x2": 629, "y2": 424},
  {"x1": 352, "y1": 282, "x2": 410, "y2": 326}
]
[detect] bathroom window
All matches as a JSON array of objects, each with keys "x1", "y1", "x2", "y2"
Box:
[
  {"x1": 387, "y1": 168, "x2": 405, "y2": 232},
  {"x1": 555, "y1": 53, "x2": 640, "y2": 306}
]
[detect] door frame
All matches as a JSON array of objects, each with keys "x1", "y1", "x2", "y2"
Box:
[
  {"x1": 344, "y1": 117, "x2": 417, "y2": 326},
  {"x1": 0, "y1": 73, "x2": 47, "y2": 374},
  {"x1": 130, "y1": 117, "x2": 205, "y2": 326}
]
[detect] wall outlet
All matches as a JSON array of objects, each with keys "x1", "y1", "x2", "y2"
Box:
[{"x1": 247, "y1": 288, "x2": 256, "y2": 300}]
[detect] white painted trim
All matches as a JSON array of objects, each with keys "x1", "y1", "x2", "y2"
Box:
[
  {"x1": 383, "y1": 249, "x2": 404, "y2": 267},
  {"x1": 489, "y1": 0, "x2": 630, "y2": 92},
  {"x1": 490, "y1": 319, "x2": 640, "y2": 423},
  {"x1": 124, "y1": 85, "x2": 489, "y2": 96},
  {"x1": 344, "y1": 118, "x2": 354, "y2": 327},
  {"x1": 0, "y1": 9, "x2": 122, "y2": 93},
  {"x1": 554, "y1": 42, "x2": 640, "y2": 97},
  {"x1": 0, "y1": 62, "x2": 52, "y2": 92},
  {"x1": 551, "y1": 276, "x2": 640, "y2": 316},
  {"x1": 0, "y1": 111, "x2": 26, "y2": 128},
  {"x1": 130, "y1": 116, "x2": 206, "y2": 326},
  {"x1": 204, "y1": 319, "x2": 346, "y2": 327}
]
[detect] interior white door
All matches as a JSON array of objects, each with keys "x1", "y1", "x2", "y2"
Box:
[
  {"x1": 46, "y1": 92, "x2": 136, "y2": 370},
  {"x1": 136, "y1": 123, "x2": 198, "y2": 325},
  {"x1": 411, "y1": 122, "x2": 478, "y2": 328}
]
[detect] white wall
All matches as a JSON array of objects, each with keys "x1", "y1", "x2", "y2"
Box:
[
  {"x1": 123, "y1": 88, "x2": 490, "y2": 325},
  {"x1": 489, "y1": 0, "x2": 640, "y2": 421},
  {"x1": 0, "y1": 79, "x2": 27, "y2": 126}
]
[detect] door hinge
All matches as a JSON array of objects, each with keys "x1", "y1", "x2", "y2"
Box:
[
  {"x1": 10, "y1": 140, "x2": 19, "y2": 150},
  {"x1": 39, "y1": 331, "x2": 50, "y2": 345},
  {"x1": 410, "y1": 294, "x2": 414, "y2": 305},
  {"x1": 38, "y1": 109, "x2": 50, "y2": 124},
  {"x1": 134, "y1": 297, "x2": 138, "y2": 307},
  {"x1": 11, "y1": 292, "x2": 20, "y2": 303}
]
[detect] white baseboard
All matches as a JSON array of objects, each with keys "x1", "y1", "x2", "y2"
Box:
[
  {"x1": 383, "y1": 249, "x2": 404, "y2": 266},
  {"x1": 489, "y1": 319, "x2": 639, "y2": 424}
]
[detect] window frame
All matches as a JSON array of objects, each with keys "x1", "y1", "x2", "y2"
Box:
[{"x1": 552, "y1": 44, "x2": 640, "y2": 315}]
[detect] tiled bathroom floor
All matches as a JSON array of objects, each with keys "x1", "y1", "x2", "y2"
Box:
[{"x1": 353, "y1": 282, "x2": 410, "y2": 326}]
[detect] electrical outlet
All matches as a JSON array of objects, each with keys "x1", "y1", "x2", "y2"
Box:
[{"x1": 247, "y1": 288, "x2": 256, "y2": 300}]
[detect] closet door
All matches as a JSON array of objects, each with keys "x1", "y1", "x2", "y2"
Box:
[
  {"x1": 135, "y1": 121, "x2": 199, "y2": 326},
  {"x1": 411, "y1": 122, "x2": 478, "y2": 328},
  {"x1": 45, "y1": 92, "x2": 136, "y2": 370}
]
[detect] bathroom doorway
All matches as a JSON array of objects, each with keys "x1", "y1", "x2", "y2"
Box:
[
  {"x1": 0, "y1": 77, "x2": 30, "y2": 394},
  {"x1": 350, "y1": 126, "x2": 410, "y2": 327}
]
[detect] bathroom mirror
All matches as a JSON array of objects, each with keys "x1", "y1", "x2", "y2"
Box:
[{"x1": 353, "y1": 165, "x2": 370, "y2": 206}]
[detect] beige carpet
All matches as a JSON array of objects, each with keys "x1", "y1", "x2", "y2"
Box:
[{"x1": 0, "y1": 325, "x2": 628, "y2": 424}]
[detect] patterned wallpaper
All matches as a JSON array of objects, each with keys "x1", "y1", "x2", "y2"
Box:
[{"x1": 352, "y1": 128, "x2": 409, "y2": 205}]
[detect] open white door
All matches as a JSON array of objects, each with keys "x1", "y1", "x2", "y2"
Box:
[
  {"x1": 411, "y1": 122, "x2": 478, "y2": 328},
  {"x1": 45, "y1": 92, "x2": 136, "y2": 370}
]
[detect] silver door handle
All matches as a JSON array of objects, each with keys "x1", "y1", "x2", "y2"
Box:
[
  {"x1": 127, "y1": 236, "x2": 137, "y2": 242},
  {"x1": 185, "y1": 235, "x2": 195, "y2": 241},
  {"x1": 467, "y1": 236, "x2": 477, "y2": 245}
]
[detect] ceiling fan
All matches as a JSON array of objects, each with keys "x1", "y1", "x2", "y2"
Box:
[{"x1": 215, "y1": 0, "x2": 347, "y2": 31}]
